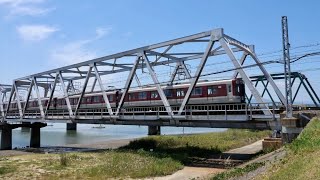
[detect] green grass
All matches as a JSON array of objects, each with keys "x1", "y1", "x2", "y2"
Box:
[
  {"x1": 122, "y1": 129, "x2": 270, "y2": 163},
  {"x1": 0, "y1": 129, "x2": 270, "y2": 179},
  {"x1": 257, "y1": 118, "x2": 320, "y2": 180},
  {"x1": 212, "y1": 162, "x2": 265, "y2": 180},
  {"x1": 0, "y1": 165, "x2": 16, "y2": 175}
]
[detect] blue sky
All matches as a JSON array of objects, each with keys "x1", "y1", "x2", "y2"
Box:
[{"x1": 0, "y1": 0, "x2": 320, "y2": 103}]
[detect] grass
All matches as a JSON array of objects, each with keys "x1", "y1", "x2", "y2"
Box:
[
  {"x1": 256, "y1": 118, "x2": 320, "y2": 180},
  {"x1": 0, "y1": 129, "x2": 270, "y2": 179},
  {"x1": 212, "y1": 162, "x2": 265, "y2": 180},
  {"x1": 122, "y1": 129, "x2": 270, "y2": 163}
]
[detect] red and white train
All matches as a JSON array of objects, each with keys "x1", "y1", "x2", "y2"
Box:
[{"x1": 4, "y1": 79, "x2": 245, "y2": 111}]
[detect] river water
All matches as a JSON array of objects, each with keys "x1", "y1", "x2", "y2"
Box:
[{"x1": 1, "y1": 124, "x2": 226, "y2": 148}]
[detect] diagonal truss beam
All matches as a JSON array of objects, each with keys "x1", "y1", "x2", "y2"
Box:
[
  {"x1": 115, "y1": 56, "x2": 140, "y2": 115},
  {"x1": 22, "y1": 80, "x2": 34, "y2": 117},
  {"x1": 5, "y1": 84, "x2": 15, "y2": 118},
  {"x1": 75, "y1": 66, "x2": 93, "y2": 115},
  {"x1": 232, "y1": 52, "x2": 248, "y2": 79},
  {"x1": 58, "y1": 71, "x2": 74, "y2": 118},
  {"x1": 45, "y1": 73, "x2": 59, "y2": 115},
  {"x1": 143, "y1": 53, "x2": 174, "y2": 116},
  {"x1": 220, "y1": 38, "x2": 272, "y2": 115},
  {"x1": 92, "y1": 63, "x2": 114, "y2": 116},
  {"x1": 177, "y1": 30, "x2": 217, "y2": 115},
  {"x1": 0, "y1": 92, "x2": 4, "y2": 118},
  {"x1": 13, "y1": 82, "x2": 23, "y2": 118},
  {"x1": 33, "y1": 77, "x2": 45, "y2": 118},
  {"x1": 225, "y1": 36, "x2": 286, "y2": 105}
]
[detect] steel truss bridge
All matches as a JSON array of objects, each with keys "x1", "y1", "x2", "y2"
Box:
[{"x1": 0, "y1": 28, "x2": 302, "y2": 130}]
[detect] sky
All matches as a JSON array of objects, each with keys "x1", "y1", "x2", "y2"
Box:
[{"x1": 0, "y1": 0, "x2": 320, "y2": 103}]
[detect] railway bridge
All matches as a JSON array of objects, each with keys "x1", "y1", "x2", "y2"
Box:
[{"x1": 0, "y1": 28, "x2": 316, "y2": 150}]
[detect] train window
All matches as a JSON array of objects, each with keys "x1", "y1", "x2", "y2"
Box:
[
  {"x1": 151, "y1": 91, "x2": 158, "y2": 99},
  {"x1": 86, "y1": 97, "x2": 92, "y2": 103},
  {"x1": 108, "y1": 95, "x2": 113, "y2": 102},
  {"x1": 74, "y1": 98, "x2": 79, "y2": 105},
  {"x1": 93, "y1": 96, "x2": 100, "y2": 103},
  {"x1": 192, "y1": 87, "x2": 202, "y2": 96},
  {"x1": 81, "y1": 98, "x2": 86, "y2": 103},
  {"x1": 164, "y1": 89, "x2": 172, "y2": 97},
  {"x1": 208, "y1": 86, "x2": 218, "y2": 95},
  {"x1": 176, "y1": 89, "x2": 185, "y2": 97},
  {"x1": 138, "y1": 92, "x2": 147, "y2": 99},
  {"x1": 128, "y1": 93, "x2": 134, "y2": 100}
]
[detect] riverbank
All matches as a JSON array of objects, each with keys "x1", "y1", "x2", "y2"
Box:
[
  {"x1": 209, "y1": 117, "x2": 320, "y2": 180},
  {"x1": 0, "y1": 129, "x2": 270, "y2": 179}
]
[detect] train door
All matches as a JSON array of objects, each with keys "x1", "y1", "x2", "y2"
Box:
[
  {"x1": 227, "y1": 83, "x2": 232, "y2": 97},
  {"x1": 115, "y1": 90, "x2": 119, "y2": 108},
  {"x1": 53, "y1": 97, "x2": 57, "y2": 110}
]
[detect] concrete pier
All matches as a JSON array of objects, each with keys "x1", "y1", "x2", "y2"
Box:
[
  {"x1": 148, "y1": 126, "x2": 161, "y2": 135},
  {"x1": 1, "y1": 124, "x2": 12, "y2": 150},
  {"x1": 29, "y1": 122, "x2": 46, "y2": 148},
  {"x1": 280, "y1": 113, "x2": 302, "y2": 143},
  {"x1": 66, "y1": 123, "x2": 77, "y2": 131},
  {"x1": 30, "y1": 126, "x2": 40, "y2": 148},
  {"x1": 0, "y1": 122, "x2": 46, "y2": 150}
]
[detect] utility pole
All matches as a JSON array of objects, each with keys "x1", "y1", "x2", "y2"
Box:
[{"x1": 282, "y1": 16, "x2": 293, "y2": 118}]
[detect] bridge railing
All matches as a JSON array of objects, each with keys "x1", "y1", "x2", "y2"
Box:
[{"x1": 1, "y1": 102, "x2": 283, "y2": 121}]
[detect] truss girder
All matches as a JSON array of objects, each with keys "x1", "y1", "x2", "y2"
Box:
[
  {"x1": 92, "y1": 64, "x2": 114, "y2": 116},
  {"x1": 219, "y1": 37, "x2": 272, "y2": 115},
  {"x1": 1, "y1": 28, "x2": 287, "y2": 120},
  {"x1": 58, "y1": 71, "x2": 74, "y2": 118},
  {"x1": 177, "y1": 30, "x2": 217, "y2": 115},
  {"x1": 143, "y1": 53, "x2": 174, "y2": 116},
  {"x1": 115, "y1": 56, "x2": 140, "y2": 116},
  {"x1": 33, "y1": 77, "x2": 45, "y2": 118},
  {"x1": 225, "y1": 36, "x2": 286, "y2": 105}
]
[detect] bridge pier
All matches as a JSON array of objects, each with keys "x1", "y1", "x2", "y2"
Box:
[
  {"x1": 0, "y1": 122, "x2": 46, "y2": 150},
  {"x1": 66, "y1": 123, "x2": 77, "y2": 131},
  {"x1": 1, "y1": 124, "x2": 13, "y2": 150},
  {"x1": 29, "y1": 122, "x2": 46, "y2": 148},
  {"x1": 280, "y1": 113, "x2": 303, "y2": 143},
  {"x1": 148, "y1": 126, "x2": 161, "y2": 135}
]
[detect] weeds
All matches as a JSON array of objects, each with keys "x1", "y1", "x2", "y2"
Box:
[
  {"x1": 212, "y1": 162, "x2": 265, "y2": 180},
  {"x1": 60, "y1": 153, "x2": 68, "y2": 166}
]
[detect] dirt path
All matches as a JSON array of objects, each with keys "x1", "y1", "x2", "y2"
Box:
[{"x1": 150, "y1": 167, "x2": 225, "y2": 180}]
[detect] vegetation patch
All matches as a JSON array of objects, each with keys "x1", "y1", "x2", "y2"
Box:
[
  {"x1": 257, "y1": 118, "x2": 320, "y2": 180},
  {"x1": 0, "y1": 129, "x2": 270, "y2": 179},
  {"x1": 212, "y1": 162, "x2": 265, "y2": 180},
  {"x1": 0, "y1": 165, "x2": 16, "y2": 175},
  {"x1": 122, "y1": 129, "x2": 270, "y2": 163}
]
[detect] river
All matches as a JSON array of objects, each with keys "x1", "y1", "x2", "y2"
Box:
[{"x1": 0, "y1": 124, "x2": 226, "y2": 148}]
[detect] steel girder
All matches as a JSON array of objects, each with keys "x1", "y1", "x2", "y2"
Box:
[
  {"x1": 0, "y1": 28, "x2": 285, "y2": 120},
  {"x1": 249, "y1": 72, "x2": 320, "y2": 107}
]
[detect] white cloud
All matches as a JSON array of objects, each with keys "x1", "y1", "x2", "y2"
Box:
[
  {"x1": 0, "y1": 0, "x2": 53, "y2": 17},
  {"x1": 17, "y1": 24, "x2": 58, "y2": 41},
  {"x1": 95, "y1": 27, "x2": 111, "y2": 39},
  {"x1": 50, "y1": 27, "x2": 111, "y2": 66}
]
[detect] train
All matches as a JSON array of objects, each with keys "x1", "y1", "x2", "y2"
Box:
[{"x1": 3, "y1": 79, "x2": 245, "y2": 111}]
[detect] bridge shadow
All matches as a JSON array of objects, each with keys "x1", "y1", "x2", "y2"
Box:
[{"x1": 119, "y1": 138, "x2": 260, "y2": 169}]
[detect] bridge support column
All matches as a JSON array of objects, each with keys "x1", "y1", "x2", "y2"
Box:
[
  {"x1": 30, "y1": 122, "x2": 46, "y2": 148},
  {"x1": 66, "y1": 123, "x2": 77, "y2": 131},
  {"x1": 148, "y1": 126, "x2": 161, "y2": 135},
  {"x1": 1, "y1": 124, "x2": 12, "y2": 150},
  {"x1": 280, "y1": 114, "x2": 302, "y2": 143}
]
